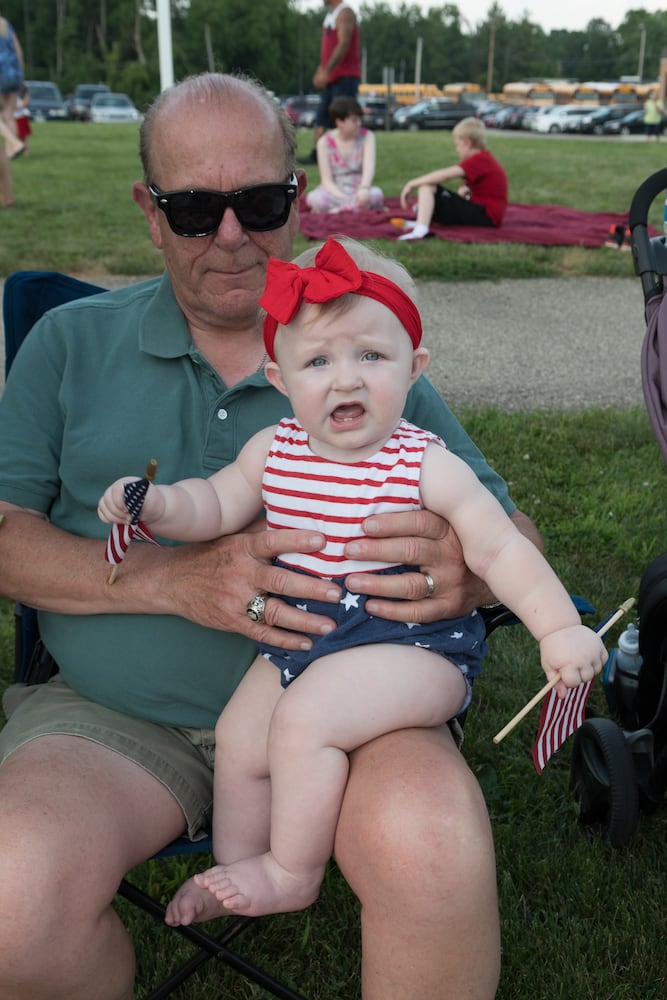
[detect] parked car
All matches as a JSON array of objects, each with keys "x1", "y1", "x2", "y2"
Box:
[
  {"x1": 602, "y1": 108, "x2": 654, "y2": 136},
  {"x1": 576, "y1": 103, "x2": 642, "y2": 135},
  {"x1": 282, "y1": 94, "x2": 320, "y2": 127},
  {"x1": 532, "y1": 104, "x2": 597, "y2": 134},
  {"x1": 485, "y1": 104, "x2": 521, "y2": 128},
  {"x1": 499, "y1": 105, "x2": 535, "y2": 129},
  {"x1": 25, "y1": 80, "x2": 67, "y2": 121},
  {"x1": 360, "y1": 96, "x2": 396, "y2": 130},
  {"x1": 393, "y1": 98, "x2": 477, "y2": 130},
  {"x1": 67, "y1": 83, "x2": 110, "y2": 121},
  {"x1": 90, "y1": 92, "x2": 141, "y2": 124}
]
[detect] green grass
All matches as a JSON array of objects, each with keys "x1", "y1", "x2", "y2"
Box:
[
  {"x1": 2, "y1": 410, "x2": 666, "y2": 999},
  {"x1": 2, "y1": 122, "x2": 667, "y2": 999},
  {"x1": 1, "y1": 122, "x2": 665, "y2": 280}
]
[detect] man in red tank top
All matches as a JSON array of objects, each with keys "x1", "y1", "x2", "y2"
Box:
[{"x1": 298, "y1": 0, "x2": 361, "y2": 164}]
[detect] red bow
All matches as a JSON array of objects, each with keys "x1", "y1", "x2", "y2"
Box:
[
  {"x1": 261, "y1": 237, "x2": 422, "y2": 360},
  {"x1": 260, "y1": 238, "x2": 363, "y2": 327}
]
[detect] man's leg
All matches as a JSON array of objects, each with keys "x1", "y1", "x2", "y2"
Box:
[
  {"x1": 0, "y1": 735, "x2": 187, "y2": 1000},
  {"x1": 336, "y1": 726, "x2": 500, "y2": 1000}
]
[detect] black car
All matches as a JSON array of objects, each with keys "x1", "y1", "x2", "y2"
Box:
[
  {"x1": 282, "y1": 94, "x2": 320, "y2": 128},
  {"x1": 67, "y1": 83, "x2": 110, "y2": 121},
  {"x1": 393, "y1": 98, "x2": 477, "y2": 130},
  {"x1": 603, "y1": 108, "x2": 655, "y2": 136},
  {"x1": 578, "y1": 103, "x2": 642, "y2": 135},
  {"x1": 25, "y1": 80, "x2": 67, "y2": 121},
  {"x1": 361, "y1": 96, "x2": 396, "y2": 130}
]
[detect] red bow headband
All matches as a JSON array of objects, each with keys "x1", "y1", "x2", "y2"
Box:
[{"x1": 260, "y1": 237, "x2": 422, "y2": 361}]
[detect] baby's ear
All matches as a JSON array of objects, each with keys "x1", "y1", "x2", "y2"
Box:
[
  {"x1": 410, "y1": 347, "x2": 430, "y2": 384},
  {"x1": 264, "y1": 361, "x2": 289, "y2": 397}
]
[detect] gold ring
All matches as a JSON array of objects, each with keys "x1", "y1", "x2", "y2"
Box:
[{"x1": 423, "y1": 573, "x2": 435, "y2": 597}]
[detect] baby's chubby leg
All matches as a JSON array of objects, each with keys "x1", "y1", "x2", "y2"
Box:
[{"x1": 190, "y1": 644, "x2": 467, "y2": 918}]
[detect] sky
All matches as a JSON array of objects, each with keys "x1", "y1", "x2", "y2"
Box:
[{"x1": 297, "y1": 0, "x2": 662, "y2": 33}]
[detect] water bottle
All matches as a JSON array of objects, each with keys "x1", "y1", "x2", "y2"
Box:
[{"x1": 614, "y1": 622, "x2": 643, "y2": 727}]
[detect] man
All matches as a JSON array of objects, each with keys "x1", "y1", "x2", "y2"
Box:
[
  {"x1": 0, "y1": 72, "x2": 539, "y2": 999},
  {"x1": 300, "y1": 0, "x2": 361, "y2": 165}
]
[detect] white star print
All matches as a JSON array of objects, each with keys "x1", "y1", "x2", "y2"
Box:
[
  {"x1": 414, "y1": 641, "x2": 431, "y2": 649},
  {"x1": 340, "y1": 591, "x2": 360, "y2": 611},
  {"x1": 283, "y1": 667, "x2": 294, "y2": 684},
  {"x1": 297, "y1": 603, "x2": 307, "y2": 611},
  {"x1": 450, "y1": 630, "x2": 464, "y2": 640}
]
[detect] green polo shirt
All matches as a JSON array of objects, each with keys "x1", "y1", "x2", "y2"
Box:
[{"x1": 0, "y1": 272, "x2": 513, "y2": 728}]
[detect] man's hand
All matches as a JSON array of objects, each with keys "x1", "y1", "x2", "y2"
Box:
[
  {"x1": 342, "y1": 508, "x2": 541, "y2": 624},
  {"x1": 159, "y1": 528, "x2": 340, "y2": 650}
]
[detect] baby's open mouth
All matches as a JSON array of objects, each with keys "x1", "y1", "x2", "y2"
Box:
[{"x1": 331, "y1": 404, "x2": 365, "y2": 423}]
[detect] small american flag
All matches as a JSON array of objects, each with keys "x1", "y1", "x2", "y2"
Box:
[
  {"x1": 104, "y1": 473, "x2": 159, "y2": 566},
  {"x1": 532, "y1": 678, "x2": 594, "y2": 773}
]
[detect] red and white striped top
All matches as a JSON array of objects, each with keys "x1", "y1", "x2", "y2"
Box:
[{"x1": 262, "y1": 417, "x2": 445, "y2": 577}]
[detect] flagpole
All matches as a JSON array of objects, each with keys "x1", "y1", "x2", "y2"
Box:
[
  {"x1": 492, "y1": 597, "x2": 635, "y2": 745},
  {"x1": 108, "y1": 459, "x2": 158, "y2": 584}
]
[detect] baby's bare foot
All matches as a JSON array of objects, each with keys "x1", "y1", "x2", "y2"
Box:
[
  {"x1": 194, "y1": 854, "x2": 324, "y2": 917},
  {"x1": 165, "y1": 875, "x2": 230, "y2": 926}
]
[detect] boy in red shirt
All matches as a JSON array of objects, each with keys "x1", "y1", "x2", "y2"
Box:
[{"x1": 395, "y1": 117, "x2": 508, "y2": 240}]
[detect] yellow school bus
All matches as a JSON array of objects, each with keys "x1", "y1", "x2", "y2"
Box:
[
  {"x1": 501, "y1": 81, "x2": 555, "y2": 106},
  {"x1": 358, "y1": 82, "x2": 443, "y2": 106},
  {"x1": 442, "y1": 82, "x2": 485, "y2": 104}
]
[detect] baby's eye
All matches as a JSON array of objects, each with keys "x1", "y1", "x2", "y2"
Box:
[
  {"x1": 309, "y1": 356, "x2": 328, "y2": 367},
  {"x1": 362, "y1": 350, "x2": 381, "y2": 361}
]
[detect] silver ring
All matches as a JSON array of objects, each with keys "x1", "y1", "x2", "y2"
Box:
[
  {"x1": 423, "y1": 573, "x2": 435, "y2": 597},
  {"x1": 246, "y1": 594, "x2": 267, "y2": 623}
]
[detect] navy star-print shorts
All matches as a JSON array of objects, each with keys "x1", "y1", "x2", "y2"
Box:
[{"x1": 258, "y1": 564, "x2": 487, "y2": 710}]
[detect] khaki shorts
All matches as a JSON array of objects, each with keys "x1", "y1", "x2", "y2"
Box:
[
  {"x1": 0, "y1": 675, "x2": 215, "y2": 840},
  {"x1": 0, "y1": 676, "x2": 464, "y2": 842}
]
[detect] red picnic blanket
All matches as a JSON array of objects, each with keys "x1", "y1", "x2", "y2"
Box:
[{"x1": 298, "y1": 197, "x2": 647, "y2": 247}]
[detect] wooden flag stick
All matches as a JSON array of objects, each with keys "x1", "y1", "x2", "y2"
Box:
[
  {"x1": 492, "y1": 597, "x2": 636, "y2": 745},
  {"x1": 108, "y1": 459, "x2": 158, "y2": 585}
]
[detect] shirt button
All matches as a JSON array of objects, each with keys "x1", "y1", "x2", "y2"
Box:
[{"x1": 217, "y1": 408, "x2": 228, "y2": 421}]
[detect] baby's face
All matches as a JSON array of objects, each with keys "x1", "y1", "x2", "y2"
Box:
[{"x1": 273, "y1": 297, "x2": 428, "y2": 462}]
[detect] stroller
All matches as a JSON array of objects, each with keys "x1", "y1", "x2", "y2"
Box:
[{"x1": 569, "y1": 168, "x2": 667, "y2": 848}]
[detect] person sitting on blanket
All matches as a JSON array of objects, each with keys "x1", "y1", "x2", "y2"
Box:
[
  {"x1": 305, "y1": 96, "x2": 383, "y2": 214},
  {"x1": 394, "y1": 117, "x2": 508, "y2": 241}
]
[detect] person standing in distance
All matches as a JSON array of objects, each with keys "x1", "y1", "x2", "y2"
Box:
[{"x1": 300, "y1": 0, "x2": 360, "y2": 165}]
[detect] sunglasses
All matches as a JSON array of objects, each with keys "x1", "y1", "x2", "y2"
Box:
[{"x1": 148, "y1": 174, "x2": 299, "y2": 237}]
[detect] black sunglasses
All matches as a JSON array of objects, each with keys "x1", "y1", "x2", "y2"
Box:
[{"x1": 148, "y1": 174, "x2": 298, "y2": 237}]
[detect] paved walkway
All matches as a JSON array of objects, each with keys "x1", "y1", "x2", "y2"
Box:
[{"x1": 0, "y1": 275, "x2": 649, "y2": 411}]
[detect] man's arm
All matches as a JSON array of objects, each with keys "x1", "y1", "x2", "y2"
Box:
[{"x1": 0, "y1": 500, "x2": 340, "y2": 650}]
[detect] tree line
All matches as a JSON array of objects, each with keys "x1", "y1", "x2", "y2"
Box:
[{"x1": 3, "y1": 0, "x2": 665, "y2": 110}]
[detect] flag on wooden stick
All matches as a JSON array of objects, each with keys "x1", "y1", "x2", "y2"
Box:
[
  {"x1": 105, "y1": 460, "x2": 159, "y2": 583},
  {"x1": 530, "y1": 598, "x2": 636, "y2": 772}
]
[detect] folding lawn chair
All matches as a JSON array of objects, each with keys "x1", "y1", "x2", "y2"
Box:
[
  {"x1": 2, "y1": 270, "x2": 307, "y2": 1000},
  {"x1": 567, "y1": 169, "x2": 667, "y2": 849}
]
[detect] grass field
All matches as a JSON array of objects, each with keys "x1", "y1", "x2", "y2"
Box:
[
  {"x1": 1, "y1": 121, "x2": 666, "y2": 280},
  {"x1": 1, "y1": 121, "x2": 667, "y2": 999}
]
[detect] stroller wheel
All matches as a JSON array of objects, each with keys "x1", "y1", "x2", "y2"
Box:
[{"x1": 570, "y1": 718, "x2": 639, "y2": 847}]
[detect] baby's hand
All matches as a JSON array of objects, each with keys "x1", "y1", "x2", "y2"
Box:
[
  {"x1": 97, "y1": 477, "x2": 157, "y2": 524},
  {"x1": 539, "y1": 625, "x2": 607, "y2": 698}
]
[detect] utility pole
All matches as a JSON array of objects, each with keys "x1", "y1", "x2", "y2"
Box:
[{"x1": 486, "y1": 19, "x2": 496, "y2": 95}]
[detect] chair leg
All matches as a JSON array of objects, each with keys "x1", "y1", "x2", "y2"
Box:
[{"x1": 117, "y1": 878, "x2": 308, "y2": 1000}]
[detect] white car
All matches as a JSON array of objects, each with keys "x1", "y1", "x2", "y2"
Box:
[
  {"x1": 90, "y1": 92, "x2": 141, "y2": 123},
  {"x1": 533, "y1": 104, "x2": 598, "y2": 134}
]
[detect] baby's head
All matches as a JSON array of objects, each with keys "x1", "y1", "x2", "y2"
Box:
[{"x1": 260, "y1": 237, "x2": 422, "y2": 362}]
